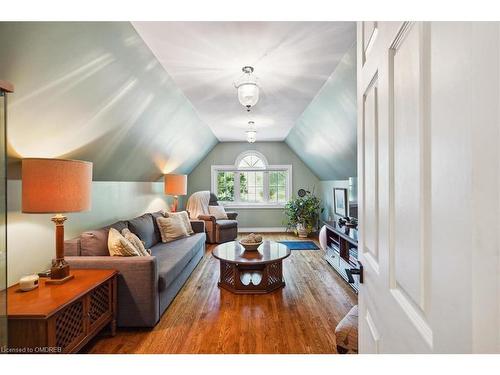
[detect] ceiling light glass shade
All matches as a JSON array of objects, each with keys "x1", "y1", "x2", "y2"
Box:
[
  {"x1": 235, "y1": 66, "x2": 259, "y2": 110},
  {"x1": 246, "y1": 129, "x2": 257, "y2": 143}
]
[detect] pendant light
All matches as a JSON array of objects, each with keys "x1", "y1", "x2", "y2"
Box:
[
  {"x1": 235, "y1": 66, "x2": 259, "y2": 112},
  {"x1": 246, "y1": 121, "x2": 257, "y2": 143}
]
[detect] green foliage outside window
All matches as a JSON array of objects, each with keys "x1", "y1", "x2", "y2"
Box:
[{"x1": 217, "y1": 172, "x2": 235, "y2": 201}]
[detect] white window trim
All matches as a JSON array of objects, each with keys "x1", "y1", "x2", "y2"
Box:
[
  {"x1": 211, "y1": 164, "x2": 292, "y2": 209},
  {"x1": 234, "y1": 150, "x2": 269, "y2": 168}
]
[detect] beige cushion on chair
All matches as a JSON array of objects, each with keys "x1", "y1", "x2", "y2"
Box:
[
  {"x1": 208, "y1": 205, "x2": 228, "y2": 220},
  {"x1": 108, "y1": 228, "x2": 141, "y2": 257},
  {"x1": 335, "y1": 305, "x2": 358, "y2": 354},
  {"x1": 164, "y1": 210, "x2": 194, "y2": 234},
  {"x1": 156, "y1": 216, "x2": 190, "y2": 243},
  {"x1": 121, "y1": 228, "x2": 150, "y2": 256}
]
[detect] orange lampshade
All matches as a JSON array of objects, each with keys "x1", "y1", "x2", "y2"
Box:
[
  {"x1": 22, "y1": 158, "x2": 93, "y2": 213},
  {"x1": 164, "y1": 174, "x2": 187, "y2": 196}
]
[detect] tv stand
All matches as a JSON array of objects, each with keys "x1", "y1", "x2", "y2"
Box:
[{"x1": 323, "y1": 220, "x2": 359, "y2": 292}]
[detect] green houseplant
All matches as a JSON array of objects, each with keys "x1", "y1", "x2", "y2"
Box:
[{"x1": 284, "y1": 191, "x2": 323, "y2": 237}]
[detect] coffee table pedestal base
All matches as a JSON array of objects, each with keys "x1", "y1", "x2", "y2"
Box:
[{"x1": 218, "y1": 260, "x2": 285, "y2": 294}]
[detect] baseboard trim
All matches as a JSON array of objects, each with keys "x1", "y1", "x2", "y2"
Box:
[{"x1": 238, "y1": 227, "x2": 287, "y2": 233}]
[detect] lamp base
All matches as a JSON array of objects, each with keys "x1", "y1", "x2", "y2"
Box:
[
  {"x1": 46, "y1": 274, "x2": 74, "y2": 285},
  {"x1": 170, "y1": 196, "x2": 179, "y2": 212},
  {"x1": 48, "y1": 214, "x2": 73, "y2": 285}
]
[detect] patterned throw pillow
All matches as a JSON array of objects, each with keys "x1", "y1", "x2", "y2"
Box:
[
  {"x1": 164, "y1": 210, "x2": 194, "y2": 234},
  {"x1": 121, "y1": 228, "x2": 150, "y2": 256},
  {"x1": 107, "y1": 228, "x2": 140, "y2": 257},
  {"x1": 156, "y1": 215, "x2": 189, "y2": 243},
  {"x1": 208, "y1": 205, "x2": 228, "y2": 220}
]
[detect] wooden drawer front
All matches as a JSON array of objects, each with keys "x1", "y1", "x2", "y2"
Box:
[
  {"x1": 55, "y1": 299, "x2": 85, "y2": 353},
  {"x1": 88, "y1": 281, "x2": 112, "y2": 329}
]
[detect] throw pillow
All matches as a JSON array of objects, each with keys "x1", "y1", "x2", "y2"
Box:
[
  {"x1": 108, "y1": 228, "x2": 141, "y2": 257},
  {"x1": 121, "y1": 228, "x2": 150, "y2": 256},
  {"x1": 156, "y1": 216, "x2": 189, "y2": 243},
  {"x1": 208, "y1": 205, "x2": 228, "y2": 220},
  {"x1": 164, "y1": 211, "x2": 194, "y2": 234}
]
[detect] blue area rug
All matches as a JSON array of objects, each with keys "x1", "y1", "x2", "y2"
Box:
[{"x1": 278, "y1": 240, "x2": 320, "y2": 250}]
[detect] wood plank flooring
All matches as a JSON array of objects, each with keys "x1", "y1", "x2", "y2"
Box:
[{"x1": 83, "y1": 233, "x2": 357, "y2": 354}]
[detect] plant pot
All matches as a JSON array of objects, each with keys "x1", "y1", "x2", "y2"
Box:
[{"x1": 296, "y1": 224, "x2": 308, "y2": 238}]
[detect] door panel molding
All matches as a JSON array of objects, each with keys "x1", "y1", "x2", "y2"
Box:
[
  {"x1": 365, "y1": 309, "x2": 381, "y2": 353},
  {"x1": 391, "y1": 288, "x2": 433, "y2": 347},
  {"x1": 362, "y1": 21, "x2": 378, "y2": 65},
  {"x1": 361, "y1": 72, "x2": 380, "y2": 274},
  {"x1": 388, "y1": 21, "x2": 433, "y2": 346}
]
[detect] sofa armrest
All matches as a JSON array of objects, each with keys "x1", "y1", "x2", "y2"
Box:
[
  {"x1": 226, "y1": 212, "x2": 238, "y2": 220},
  {"x1": 190, "y1": 220, "x2": 205, "y2": 233},
  {"x1": 64, "y1": 238, "x2": 81, "y2": 256},
  {"x1": 198, "y1": 214, "x2": 216, "y2": 222},
  {"x1": 66, "y1": 256, "x2": 159, "y2": 327}
]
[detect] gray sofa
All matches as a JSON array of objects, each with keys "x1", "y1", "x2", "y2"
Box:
[{"x1": 64, "y1": 211, "x2": 206, "y2": 328}]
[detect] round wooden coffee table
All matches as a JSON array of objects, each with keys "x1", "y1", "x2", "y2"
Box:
[{"x1": 212, "y1": 240, "x2": 291, "y2": 294}]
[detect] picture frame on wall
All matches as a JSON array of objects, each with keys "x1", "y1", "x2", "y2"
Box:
[{"x1": 333, "y1": 188, "x2": 348, "y2": 217}]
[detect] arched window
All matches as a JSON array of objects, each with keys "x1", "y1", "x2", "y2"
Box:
[
  {"x1": 235, "y1": 150, "x2": 268, "y2": 169},
  {"x1": 211, "y1": 151, "x2": 292, "y2": 207}
]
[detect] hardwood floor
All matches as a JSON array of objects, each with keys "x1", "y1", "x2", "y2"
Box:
[{"x1": 83, "y1": 233, "x2": 357, "y2": 354}]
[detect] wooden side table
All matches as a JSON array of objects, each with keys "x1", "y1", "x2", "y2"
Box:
[{"x1": 7, "y1": 269, "x2": 117, "y2": 354}]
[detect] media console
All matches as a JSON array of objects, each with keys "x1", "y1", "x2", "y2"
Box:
[{"x1": 323, "y1": 220, "x2": 360, "y2": 292}]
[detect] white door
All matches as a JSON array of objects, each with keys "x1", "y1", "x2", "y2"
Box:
[{"x1": 357, "y1": 21, "x2": 500, "y2": 353}]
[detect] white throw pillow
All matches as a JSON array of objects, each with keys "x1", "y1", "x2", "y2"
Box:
[
  {"x1": 208, "y1": 205, "x2": 228, "y2": 220},
  {"x1": 108, "y1": 228, "x2": 141, "y2": 257},
  {"x1": 121, "y1": 228, "x2": 150, "y2": 256},
  {"x1": 156, "y1": 216, "x2": 190, "y2": 243},
  {"x1": 164, "y1": 211, "x2": 194, "y2": 234}
]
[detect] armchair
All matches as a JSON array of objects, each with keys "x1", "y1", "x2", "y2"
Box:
[{"x1": 198, "y1": 193, "x2": 238, "y2": 243}]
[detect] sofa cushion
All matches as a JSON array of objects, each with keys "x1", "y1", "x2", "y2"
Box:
[
  {"x1": 216, "y1": 219, "x2": 238, "y2": 229},
  {"x1": 122, "y1": 228, "x2": 150, "y2": 256},
  {"x1": 165, "y1": 211, "x2": 194, "y2": 235},
  {"x1": 80, "y1": 220, "x2": 129, "y2": 256},
  {"x1": 208, "y1": 205, "x2": 228, "y2": 220},
  {"x1": 151, "y1": 233, "x2": 205, "y2": 291},
  {"x1": 127, "y1": 213, "x2": 157, "y2": 249},
  {"x1": 108, "y1": 228, "x2": 141, "y2": 257},
  {"x1": 150, "y1": 211, "x2": 164, "y2": 244},
  {"x1": 156, "y1": 216, "x2": 190, "y2": 243}
]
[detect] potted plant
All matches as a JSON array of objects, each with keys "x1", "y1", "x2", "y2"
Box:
[{"x1": 284, "y1": 192, "x2": 323, "y2": 238}]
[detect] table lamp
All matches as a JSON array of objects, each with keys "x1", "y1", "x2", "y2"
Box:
[
  {"x1": 164, "y1": 174, "x2": 187, "y2": 212},
  {"x1": 22, "y1": 158, "x2": 92, "y2": 284}
]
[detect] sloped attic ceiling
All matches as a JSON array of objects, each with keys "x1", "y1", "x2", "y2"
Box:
[
  {"x1": 0, "y1": 22, "x2": 217, "y2": 181},
  {"x1": 132, "y1": 21, "x2": 356, "y2": 141},
  {"x1": 286, "y1": 44, "x2": 357, "y2": 181}
]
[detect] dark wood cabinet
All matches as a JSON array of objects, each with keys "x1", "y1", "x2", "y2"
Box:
[{"x1": 7, "y1": 269, "x2": 117, "y2": 353}]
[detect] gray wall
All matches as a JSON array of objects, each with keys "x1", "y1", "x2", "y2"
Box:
[
  {"x1": 318, "y1": 179, "x2": 349, "y2": 222},
  {"x1": 1, "y1": 22, "x2": 216, "y2": 286},
  {"x1": 0, "y1": 22, "x2": 217, "y2": 180},
  {"x1": 7, "y1": 181, "x2": 172, "y2": 286},
  {"x1": 187, "y1": 142, "x2": 320, "y2": 228},
  {"x1": 286, "y1": 44, "x2": 357, "y2": 180}
]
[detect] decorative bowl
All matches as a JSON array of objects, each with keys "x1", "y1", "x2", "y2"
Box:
[{"x1": 239, "y1": 241, "x2": 263, "y2": 251}]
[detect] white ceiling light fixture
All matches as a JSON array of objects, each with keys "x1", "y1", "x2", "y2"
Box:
[
  {"x1": 235, "y1": 66, "x2": 259, "y2": 112},
  {"x1": 246, "y1": 121, "x2": 257, "y2": 143}
]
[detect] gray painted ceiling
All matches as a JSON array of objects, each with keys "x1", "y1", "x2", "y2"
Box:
[
  {"x1": 132, "y1": 22, "x2": 356, "y2": 142},
  {"x1": 286, "y1": 45, "x2": 357, "y2": 181},
  {"x1": 1, "y1": 22, "x2": 218, "y2": 181}
]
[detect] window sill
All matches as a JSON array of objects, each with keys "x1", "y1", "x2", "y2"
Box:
[{"x1": 220, "y1": 203, "x2": 286, "y2": 209}]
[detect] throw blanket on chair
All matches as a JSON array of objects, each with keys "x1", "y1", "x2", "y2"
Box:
[{"x1": 186, "y1": 191, "x2": 211, "y2": 219}]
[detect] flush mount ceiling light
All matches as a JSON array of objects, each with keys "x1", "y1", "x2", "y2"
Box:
[
  {"x1": 246, "y1": 121, "x2": 257, "y2": 143},
  {"x1": 235, "y1": 66, "x2": 259, "y2": 112}
]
